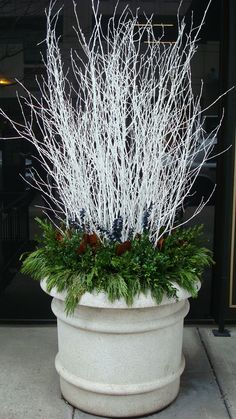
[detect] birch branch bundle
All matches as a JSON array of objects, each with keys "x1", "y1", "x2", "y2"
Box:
[{"x1": 1, "y1": 1, "x2": 221, "y2": 245}]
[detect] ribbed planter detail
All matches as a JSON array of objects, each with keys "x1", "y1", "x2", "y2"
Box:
[{"x1": 41, "y1": 280, "x2": 192, "y2": 417}]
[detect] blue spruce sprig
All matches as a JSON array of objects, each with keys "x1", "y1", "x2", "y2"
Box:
[
  {"x1": 142, "y1": 203, "x2": 153, "y2": 232},
  {"x1": 111, "y1": 217, "x2": 123, "y2": 242}
]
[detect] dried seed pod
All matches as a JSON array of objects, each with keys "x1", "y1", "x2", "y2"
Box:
[
  {"x1": 116, "y1": 241, "x2": 132, "y2": 256},
  {"x1": 55, "y1": 232, "x2": 63, "y2": 242},
  {"x1": 156, "y1": 238, "x2": 164, "y2": 250},
  {"x1": 76, "y1": 242, "x2": 87, "y2": 255}
]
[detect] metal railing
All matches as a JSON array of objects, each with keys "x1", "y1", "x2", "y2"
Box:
[{"x1": 0, "y1": 190, "x2": 35, "y2": 241}]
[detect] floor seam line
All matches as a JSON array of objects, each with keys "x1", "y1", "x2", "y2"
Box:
[{"x1": 197, "y1": 327, "x2": 233, "y2": 419}]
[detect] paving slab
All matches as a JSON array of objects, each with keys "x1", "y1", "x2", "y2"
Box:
[
  {"x1": 199, "y1": 327, "x2": 236, "y2": 419},
  {"x1": 0, "y1": 326, "x2": 232, "y2": 419},
  {"x1": 0, "y1": 326, "x2": 73, "y2": 419},
  {"x1": 74, "y1": 328, "x2": 230, "y2": 419}
]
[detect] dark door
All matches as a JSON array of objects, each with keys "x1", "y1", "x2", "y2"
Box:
[
  {"x1": 211, "y1": 0, "x2": 236, "y2": 324},
  {"x1": 0, "y1": 107, "x2": 54, "y2": 322}
]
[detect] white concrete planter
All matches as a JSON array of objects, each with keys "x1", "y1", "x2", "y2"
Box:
[{"x1": 41, "y1": 279, "x2": 193, "y2": 417}]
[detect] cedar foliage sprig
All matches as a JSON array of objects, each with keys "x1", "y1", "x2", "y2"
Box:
[{"x1": 20, "y1": 218, "x2": 213, "y2": 314}]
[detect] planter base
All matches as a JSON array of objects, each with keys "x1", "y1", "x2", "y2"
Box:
[
  {"x1": 57, "y1": 355, "x2": 184, "y2": 417},
  {"x1": 60, "y1": 376, "x2": 181, "y2": 418}
]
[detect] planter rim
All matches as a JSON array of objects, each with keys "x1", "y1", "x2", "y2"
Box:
[{"x1": 40, "y1": 278, "x2": 200, "y2": 309}]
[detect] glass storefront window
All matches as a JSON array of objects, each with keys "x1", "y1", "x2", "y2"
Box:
[{"x1": 0, "y1": 0, "x2": 230, "y2": 321}]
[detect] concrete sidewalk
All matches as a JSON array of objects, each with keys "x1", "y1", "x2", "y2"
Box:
[{"x1": 0, "y1": 326, "x2": 235, "y2": 419}]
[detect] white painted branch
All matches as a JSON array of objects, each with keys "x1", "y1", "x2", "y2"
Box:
[{"x1": 0, "y1": 1, "x2": 223, "y2": 244}]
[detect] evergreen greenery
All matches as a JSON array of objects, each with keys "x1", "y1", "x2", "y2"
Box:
[{"x1": 21, "y1": 218, "x2": 213, "y2": 314}]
